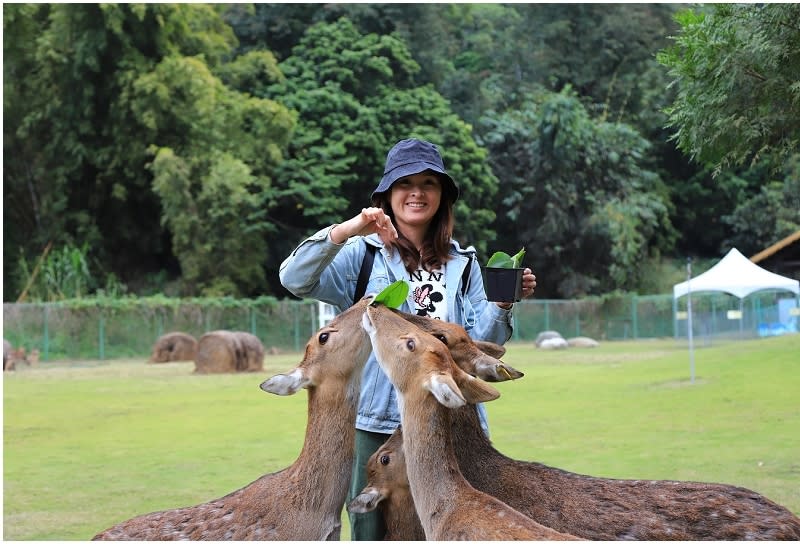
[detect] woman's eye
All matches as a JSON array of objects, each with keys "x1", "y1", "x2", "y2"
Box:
[
  {"x1": 406, "y1": 339, "x2": 415, "y2": 351},
  {"x1": 380, "y1": 454, "x2": 390, "y2": 466},
  {"x1": 319, "y1": 332, "x2": 329, "y2": 344}
]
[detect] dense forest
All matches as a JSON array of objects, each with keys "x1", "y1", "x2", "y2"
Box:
[{"x1": 4, "y1": 3, "x2": 799, "y2": 301}]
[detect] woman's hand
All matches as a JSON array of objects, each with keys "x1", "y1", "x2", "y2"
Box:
[
  {"x1": 330, "y1": 207, "x2": 398, "y2": 245},
  {"x1": 495, "y1": 268, "x2": 537, "y2": 310},
  {"x1": 521, "y1": 267, "x2": 537, "y2": 298}
]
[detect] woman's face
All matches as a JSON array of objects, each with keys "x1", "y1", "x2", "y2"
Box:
[{"x1": 389, "y1": 171, "x2": 443, "y2": 235}]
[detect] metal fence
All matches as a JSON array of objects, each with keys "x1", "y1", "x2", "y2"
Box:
[{"x1": 3, "y1": 291, "x2": 798, "y2": 362}]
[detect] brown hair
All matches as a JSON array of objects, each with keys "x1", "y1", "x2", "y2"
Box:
[{"x1": 372, "y1": 178, "x2": 455, "y2": 275}]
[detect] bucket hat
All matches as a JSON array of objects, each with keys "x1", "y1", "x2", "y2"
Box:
[{"x1": 371, "y1": 139, "x2": 459, "y2": 203}]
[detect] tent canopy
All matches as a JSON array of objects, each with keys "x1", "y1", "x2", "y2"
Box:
[{"x1": 673, "y1": 247, "x2": 800, "y2": 299}]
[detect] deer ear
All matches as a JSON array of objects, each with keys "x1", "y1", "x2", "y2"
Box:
[
  {"x1": 260, "y1": 368, "x2": 312, "y2": 396},
  {"x1": 475, "y1": 340, "x2": 506, "y2": 358},
  {"x1": 426, "y1": 372, "x2": 467, "y2": 408},
  {"x1": 455, "y1": 371, "x2": 501, "y2": 404}
]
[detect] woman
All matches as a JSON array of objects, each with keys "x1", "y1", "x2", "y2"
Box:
[{"x1": 279, "y1": 138, "x2": 537, "y2": 540}]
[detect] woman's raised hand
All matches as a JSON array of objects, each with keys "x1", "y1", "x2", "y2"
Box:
[{"x1": 330, "y1": 207, "x2": 398, "y2": 245}]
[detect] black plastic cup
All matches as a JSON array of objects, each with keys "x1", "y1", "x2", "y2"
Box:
[{"x1": 482, "y1": 267, "x2": 524, "y2": 303}]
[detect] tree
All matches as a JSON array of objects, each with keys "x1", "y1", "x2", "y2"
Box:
[
  {"x1": 3, "y1": 4, "x2": 294, "y2": 299},
  {"x1": 257, "y1": 18, "x2": 499, "y2": 295},
  {"x1": 721, "y1": 154, "x2": 800, "y2": 255},
  {"x1": 136, "y1": 55, "x2": 294, "y2": 296},
  {"x1": 658, "y1": 4, "x2": 800, "y2": 172},
  {"x1": 479, "y1": 88, "x2": 674, "y2": 297}
]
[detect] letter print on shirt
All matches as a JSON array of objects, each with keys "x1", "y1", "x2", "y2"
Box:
[{"x1": 408, "y1": 265, "x2": 448, "y2": 320}]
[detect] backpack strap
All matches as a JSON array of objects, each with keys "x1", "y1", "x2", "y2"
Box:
[
  {"x1": 354, "y1": 243, "x2": 377, "y2": 304},
  {"x1": 461, "y1": 255, "x2": 473, "y2": 298}
]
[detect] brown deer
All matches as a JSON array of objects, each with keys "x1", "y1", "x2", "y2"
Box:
[
  {"x1": 348, "y1": 426, "x2": 424, "y2": 541},
  {"x1": 348, "y1": 311, "x2": 520, "y2": 541},
  {"x1": 93, "y1": 296, "x2": 375, "y2": 541},
  {"x1": 3, "y1": 342, "x2": 34, "y2": 371},
  {"x1": 352, "y1": 390, "x2": 800, "y2": 540},
  {"x1": 393, "y1": 308, "x2": 522, "y2": 382},
  {"x1": 361, "y1": 303, "x2": 581, "y2": 541}
]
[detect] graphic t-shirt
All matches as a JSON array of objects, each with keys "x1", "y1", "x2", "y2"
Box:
[{"x1": 408, "y1": 264, "x2": 448, "y2": 320}]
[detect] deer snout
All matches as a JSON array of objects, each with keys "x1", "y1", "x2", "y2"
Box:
[
  {"x1": 347, "y1": 487, "x2": 384, "y2": 513},
  {"x1": 361, "y1": 308, "x2": 377, "y2": 336},
  {"x1": 260, "y1": 368, "x2": 310, "y2": 396}
]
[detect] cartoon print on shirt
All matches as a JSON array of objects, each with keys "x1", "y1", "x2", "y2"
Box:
[{"x1": 412, "y1": 283, "x2": 444, "y2": 317}]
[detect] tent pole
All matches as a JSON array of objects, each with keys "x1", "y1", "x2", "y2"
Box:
[
  {"x1": 740, "y1": 298, "x2": 744, "y2": 338},
  {"x1": 687, "y1": 258, "x2": 695, "y2": 384}
]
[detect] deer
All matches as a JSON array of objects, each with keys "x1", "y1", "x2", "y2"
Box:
[
  {"x1": 361, "y1": 302, "x2": 581, "y2": 541},
  {"x1": 3, "y1": 342, "x2": 35, "y2": 371},
  {"x1": 93, "y1": 296, "x2": 375, "y2": 541},
  {"x1": 351, "y1": 378, "x2": 800, "y2": 540},
  {"x1": 392, "y1": 308, "x2": 522, "y2": 382},
  {"x1": 348, "y1": 311, "x2": 521, "y2": 541},
  {"x1": 348, "y1": 425, "x2": 424, "y2": 541}
]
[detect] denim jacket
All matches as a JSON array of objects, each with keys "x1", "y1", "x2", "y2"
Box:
[{"x1": 279, "y1": 224, "x2": 515, "y2": 434}]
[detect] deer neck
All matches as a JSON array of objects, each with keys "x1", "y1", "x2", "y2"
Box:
[
  {"x1": 289, "y1": 375, "x2": 360, "y2": 510},
  {"x1": 399, "y1": 389, "x2": 466, "y2": 535},
  {"x1": 450, "y1": 404, "x2": 511, "y2": 483},
  {"x1": 383, "y1": 488, "x2": 425, "y2": 541}
]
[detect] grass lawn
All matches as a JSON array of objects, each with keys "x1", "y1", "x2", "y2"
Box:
[{"x1": 3, "y1": 334, "x2": 799, "y2": 540}]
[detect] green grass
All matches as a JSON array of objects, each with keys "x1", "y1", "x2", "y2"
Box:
[{"x1": 3, "y1": 335, "x2": 800, "y2": 540}]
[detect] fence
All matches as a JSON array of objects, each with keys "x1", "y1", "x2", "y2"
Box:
[
  {"x1": 3, "y1": 291, "x2": 798, "y2": 362},
  {"x1": 673, "y1": 289, "x2": 800, "y2": 341}
]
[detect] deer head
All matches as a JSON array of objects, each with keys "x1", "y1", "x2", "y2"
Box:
[
  {"x1": 261, "y1": 296, "x2": 374, "y2": 396},
  {"x1": 362, "y1": 303, "x2": 500, "y2": 408}
]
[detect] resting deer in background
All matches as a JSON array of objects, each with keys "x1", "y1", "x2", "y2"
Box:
[
  {"x1": 94, "y1": 296, "x2": 375, "y2": 541},
  {"x1": 361, "y1": 303, "x2": 581, "y2": 541},
  {"x1": 351, "y1": 377, "x2": 800, "y2": 540}
]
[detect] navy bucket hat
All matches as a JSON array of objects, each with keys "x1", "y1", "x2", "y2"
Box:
[{"x1": 371, "y1": 139, "x2": 459, "y2": 203}]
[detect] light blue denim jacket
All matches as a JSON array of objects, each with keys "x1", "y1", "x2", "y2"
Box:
[{"x1": 279, "y1": 224, "x2": 515, "y2": 434}]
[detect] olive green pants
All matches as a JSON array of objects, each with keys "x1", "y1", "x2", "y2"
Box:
[{"x1": 347, "y1": 429, "x2": 391, "y2": 540}]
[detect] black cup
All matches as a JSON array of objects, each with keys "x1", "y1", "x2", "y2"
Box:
[{"x1": 482, "y1": 267, "x2": 524, "y2": 302}]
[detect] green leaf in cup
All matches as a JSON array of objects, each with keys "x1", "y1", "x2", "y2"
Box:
[
  {"x1": 487, "y1": 247, "x2": 525, "y2": 268},
  {"x1": 510, "y1": 247, "x2": 526, "y2": 268},
  {"x1": 371, "y1": 280, "x2": 409, "y2": 309}
]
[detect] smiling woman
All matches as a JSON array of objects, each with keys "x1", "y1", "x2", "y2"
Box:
[{"x1": 388, "y1": 173, "x2": 443, "y2": 235}]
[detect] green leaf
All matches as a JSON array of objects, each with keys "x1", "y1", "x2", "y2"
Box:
[
  {"x1": 486, "y1": 251, "x2": 513, "y2": 268},
  {"x1": 372, "y1": 280, "x2": 409, "y2": 309},
  {"x1": 487, "y1": 248, "x2": 525, "y2": 268},
  {"x1": 511, "y1": 247, "x2": 526, "y2": 268}
]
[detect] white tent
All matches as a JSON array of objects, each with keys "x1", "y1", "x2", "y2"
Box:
[
  {"x1": 673, "y1": 247, "x2": 799, "y2": 300},
  {"x1": 673, "y1": 248, "x2": 799, "y2": 384}
]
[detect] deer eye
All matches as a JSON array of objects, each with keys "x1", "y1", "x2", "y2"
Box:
[
  {"x1": 318, "y1": 332, "x2": 330, "y2": 344},
  {"x1": 405, "y1": 339, "x2": 415, "y2": 351},
  {"x1": 434, "y1": 334, "x2": 448, "y2": 345},
  {"x1": 380, "y1": 454, "x2": 390, "y2": 465}
]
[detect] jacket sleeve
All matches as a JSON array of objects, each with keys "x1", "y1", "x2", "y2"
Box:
[{"x1": 279, "y1": 225, "x2": 365, "y2": 310}]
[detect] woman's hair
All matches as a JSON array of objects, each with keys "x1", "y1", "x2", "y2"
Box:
[{"x1": 372, "y1": 175, "x2": 455, "y2": 274}]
